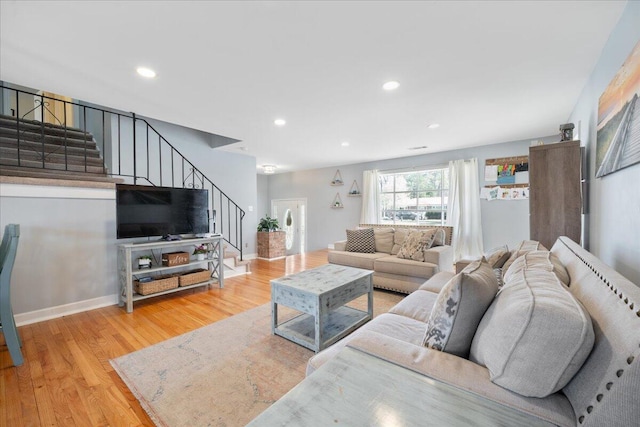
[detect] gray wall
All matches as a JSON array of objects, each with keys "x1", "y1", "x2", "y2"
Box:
[
  {"x1": 0, "y1": 191, "x2": 117, "y2": 314},
  {"x1": 267, "y1": 135, "x2": 558, "y2": 253},
  {"x1": 257, "y1": 174, "x2": 270, "y2": 221},
  {"x1": 144, "y1": 118, "x2": 258, "y2": 254},
  {"x1": 567, "y1": 1, "x2": 640, "y2": 285}
]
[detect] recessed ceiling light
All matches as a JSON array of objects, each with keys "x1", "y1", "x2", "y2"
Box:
[
  {"x1": 263, "y1": 165, "x2": 277, "y2": 174},
  {"x1": 274, "y1": 119, "x2": 286, "y2": 126},
  {"x1": 341, "y1": 141, "x2": 350, "y2": 147},
  {"x1": 136, "y1": 67, "x2": 156, "y2": 78},
  {"x1": 427, "y1": 123, "x2": 440, "y2": 129},
  {"x1": 382, "y1": 81, "x2": 400, "y2": 91}
]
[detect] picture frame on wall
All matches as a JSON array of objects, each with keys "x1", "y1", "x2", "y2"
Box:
[{"x1": 595, "y1": 38, "x2": 640, "y2": 178}]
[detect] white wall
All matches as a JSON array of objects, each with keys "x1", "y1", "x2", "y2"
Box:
[
  {"x1": 268, "y1": 135, "x2": 557, "y2": 252},
  {"x1": 568, "y1": 1, "x2": 640, "y2": 286}
]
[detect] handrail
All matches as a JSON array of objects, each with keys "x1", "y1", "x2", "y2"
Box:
[{"x1": 0, "y1": 84, "x2": 245, "y2": 258}]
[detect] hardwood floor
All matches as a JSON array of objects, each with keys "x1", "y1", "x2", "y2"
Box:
[{"x1": 0, "y1": 250, "x2": 331, "y2": 426}]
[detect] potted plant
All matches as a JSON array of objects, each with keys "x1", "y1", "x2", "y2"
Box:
[
  {"x1": 257, "y1": 215, "x2": 279, "y2": 232},
  {"x1": 138, "y1": 255, "x2": 152, "y2": 269},
  {"x1": 193, "y1": 244, "x2": 208, "y2": 261},
  {"x1": 257, "y1": 215, "x2": 285, "y2": 259}
]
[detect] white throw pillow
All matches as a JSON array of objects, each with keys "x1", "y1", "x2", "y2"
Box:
[{"x1": 423, "y1": 258, "x2": 499, "y2": 357}]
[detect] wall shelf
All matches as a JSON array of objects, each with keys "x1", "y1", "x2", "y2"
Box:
[
  {"x1": 331, "y1": 169, "x2": 344, "y2": 186},
  {"x1": 331, "y1": 193, "x2": 344, "y2": 208},
  {"x1": 348, "y1": 180, "x2": 361, "y2": 197}
]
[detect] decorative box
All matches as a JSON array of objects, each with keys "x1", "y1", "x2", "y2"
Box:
[{"x1": 162, "y1": 251, "x2": 190, "y2": 267}]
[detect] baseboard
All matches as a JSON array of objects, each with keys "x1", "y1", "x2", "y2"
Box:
[
  {"x1": 15, "y1": 294, "x2": 119, "y2": 327},
  {"x1": 256, "y1": 256, "x2": 286, "y2": 261}
]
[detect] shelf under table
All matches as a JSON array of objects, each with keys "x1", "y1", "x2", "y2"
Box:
[{"x1": 274, "y1": 306, "x2": 370, "y2": 352}]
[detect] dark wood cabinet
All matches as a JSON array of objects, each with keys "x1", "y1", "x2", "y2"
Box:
[{"x1": 529, "y1": 141, "x2": 582, "y2": 249}]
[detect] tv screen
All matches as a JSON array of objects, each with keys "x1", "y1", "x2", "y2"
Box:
[{"x1": 116, "y1": 184, "x2": 209, "y2": 239}]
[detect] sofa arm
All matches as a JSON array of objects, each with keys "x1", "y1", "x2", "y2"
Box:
[
  {"x1": 345, "y1": 331, "x2": 575, "y2": 427},
  {"x1": 424, "y1": 245, "x2": 454, "y2": 272},
  {"x1": 333, "y1": 240, "x2": 347, "y2": 251}
]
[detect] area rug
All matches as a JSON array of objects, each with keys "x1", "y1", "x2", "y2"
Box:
[{"x1": 110, "y1": 291, "x2": 403, "y2": 427}]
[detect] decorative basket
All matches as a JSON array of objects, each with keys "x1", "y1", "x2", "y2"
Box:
[
  {"x1": 134, "y1": 274, "x2": 179, "y2": 295},
  {"x1": 179, "y1": 269, "x2": 211, "y2": 287}
]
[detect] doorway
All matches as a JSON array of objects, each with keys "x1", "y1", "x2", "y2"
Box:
[{"x1": 271, "y1": 198, "x2": 306, "y2": 256}]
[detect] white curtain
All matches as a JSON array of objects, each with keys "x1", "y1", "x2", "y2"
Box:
[
  {"x1": 447, "y1": 158, "x2": 484, "y2": 262},
  {"x1": 360, "y1": 169, "x2": 380, "y2": 224}
]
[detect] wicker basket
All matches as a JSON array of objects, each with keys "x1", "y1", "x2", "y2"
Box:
[
  {"x1": 179, "y1": 269, "x2": 211, "y2": 287},
  {"x1": 134, "y1": 274, "x2": 179, "y2": 295}
]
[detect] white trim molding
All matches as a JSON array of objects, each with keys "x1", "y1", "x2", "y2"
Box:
[{"x1": 14, "y1": 294, "x2": 119, "y2": 327}]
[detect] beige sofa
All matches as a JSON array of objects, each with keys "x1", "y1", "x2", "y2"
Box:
[
  {"x1": 328, "y1": 224, "x2": 454, "y2": 293},
  {"x1": 308, "y1": 237, "x2": 640, "y2": 426}
]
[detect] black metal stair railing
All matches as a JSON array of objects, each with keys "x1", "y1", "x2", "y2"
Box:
[{"x1": 0, "y1": 84, "x2": 245, "y2": 258}]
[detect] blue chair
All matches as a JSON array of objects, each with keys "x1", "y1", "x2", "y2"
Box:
[{"x1": 0, "y1": 224, "x2": 23, "y2": 366}]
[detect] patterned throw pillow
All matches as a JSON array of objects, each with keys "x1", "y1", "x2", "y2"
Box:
[
  {"x1": 396, "y1": 230, "x2": 436, "y2": 262},
  {"x1": 484, "y1": 245, "x2": 510, "y2": 268},
  {"x1": 345, "y1": 228, "x2": 376, "y2": 253},
  {"x1": 423, "y1": 258, "x2": 499, "y2": 357}
]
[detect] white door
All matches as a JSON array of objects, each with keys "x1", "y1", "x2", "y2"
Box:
[{"x1": 271, "y1": 199, "x2": 306, "y2": 256}]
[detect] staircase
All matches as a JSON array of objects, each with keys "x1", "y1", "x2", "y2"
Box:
[
  {"x1": 223, "y1": 246, "x2": 251, "y2": 277},
  {"x1": 0, "y1": 114, "x2": 119, "y2": 183}
]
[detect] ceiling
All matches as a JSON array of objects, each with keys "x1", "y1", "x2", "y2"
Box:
[{"x1": 0, "y1": 1, "x2": 627, "y2": 174}]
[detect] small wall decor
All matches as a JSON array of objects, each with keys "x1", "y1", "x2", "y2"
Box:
[
  {"x1": 596, "y1": 38, "x2": 640, "y2": 178},
  {"x1": 484, "y1": 156, "x2": 529, "y2": 187},
  {"x1": 331, "y1": 170, "x2": 344, "y2": 186},
  {"x1": 348, "y1": 180, "x2": 361, "y2": 196},
  {"x1": 331, "y1": 193, "x2": 343, "y2": 208}
]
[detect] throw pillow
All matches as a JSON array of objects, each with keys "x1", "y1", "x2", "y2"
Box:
[
  {"x1": 373, "y1": 228, "x2": 394, "y2": 253},
  {"x1": 501, "y1": 240, "x2": 548, "y2": 273},
  {"x1": 423, "y1": 258, "x2": 499, "y2": 358},
  {"x1": 503, "y1": 250, "x2": 570, "y2": 286},
  {"x1": 397, "y1": 229, "x2": 436, "y2": 262},
  {"x1": 484, "y1": 245, "x2": 510, "y2": 269},
  {"x1": 345, "y1": 228, "x2": 376, "y2": 253},
  {"x1": 469, "y1": 268, "x2": 594, "y2": 398},
  {"x1": 432, "y1": 228, "x2": 446, "y2": 247}
]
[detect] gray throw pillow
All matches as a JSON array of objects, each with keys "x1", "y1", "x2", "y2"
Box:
[
  {"x1": 423, "y1": 258, "x2": 499, "y2": 358},
  {"x1": 470, "y1": 267, "x2": 594, "y2": 398},
  {"x1": 432, "y1": 228, "x2": 446, "y2": 247},
  {"x1": 501, "y1": 240, "x2": 548, "y2": 273},
  {"x1": 345, "y1": 228, "x2": 375, "y2": 253},
  {"x1": 503, "y1": 250, "x2": 570, "y2": 286}
]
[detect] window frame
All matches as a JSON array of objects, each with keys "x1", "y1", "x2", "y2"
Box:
[{"x1": 378, "y1": 167, "x2": 448, "y2": 226}]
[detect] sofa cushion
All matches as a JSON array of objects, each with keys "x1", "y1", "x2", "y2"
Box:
[
  {"x1": 501, "y1": 240, "x2": 548, "y2": 273},
  {"x1": 374, "y1": 256, "x2": 437, "y2": 279},
  {"x1": 485, "y1": 245, "x2": 510, "y2": 269},
  {"x1": 422, "y1": 258, "x2": 499, "y2": 358},
  {"x1": 470, "y1": 268, "x2": 594, "y2": 398},
  {"x1": 504, "y1": 250, "x2": 570, "y2": 286},
  {"x1": 373, "y1": 227, "x2": 394, "y2": 254},
  {"x1": 418, "y1": 271, "x2": 456, "y2": 293},
  {"x1": 346, "y1": 228, "x2": 375, "y2": 253},
  {"x1": 391, "y1": 228, "x2": 415, "y2": 255},
  {"x1": 327, "y1": 251, "x2": 387, "y2": 270},
  {"x1": 388, "y1": 289, "x2": 439, "y2": 323},
  {"x1": 397, "y1": 229, "x2": 436, "y2": 262}
]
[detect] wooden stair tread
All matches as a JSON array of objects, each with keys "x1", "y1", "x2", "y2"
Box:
[{"x1": 0, "y1": 166, "x2": 120, "y2": 184}]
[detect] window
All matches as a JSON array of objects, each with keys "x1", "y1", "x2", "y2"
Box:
[{"x1": 379, "y1": 168, "x2": 448, "y2": 225}]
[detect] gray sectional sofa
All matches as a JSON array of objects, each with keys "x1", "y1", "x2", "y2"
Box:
[
  {"x1": 328, "y1": 224, "x2": 455, "y2": 294},
  {"x1": 302, "y1": 237, "x2": 640, "y2": 426}
]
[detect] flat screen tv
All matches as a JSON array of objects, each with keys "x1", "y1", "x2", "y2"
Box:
[{"x1": 116, "y1": 184, "x2": 209, "y2": 239}]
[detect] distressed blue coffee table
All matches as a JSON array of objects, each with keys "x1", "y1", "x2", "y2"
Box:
[{"x1": 270, "y1": 264, "x2": 373, "y2": 352}]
